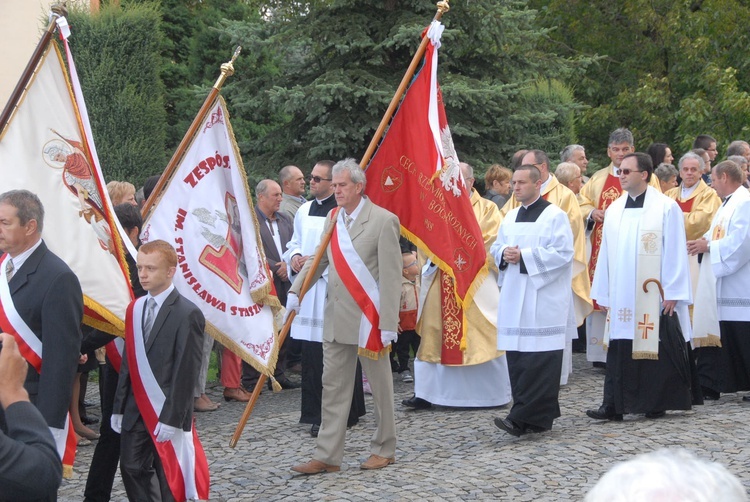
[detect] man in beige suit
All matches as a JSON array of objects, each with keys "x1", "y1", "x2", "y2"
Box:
[{"x1": 286, "y1": 158, "x2": 402, "y2": 474}]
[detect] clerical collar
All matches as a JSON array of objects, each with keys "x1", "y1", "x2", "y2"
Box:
[
  {"x1": 315, "y1": 193, "x2": 334, "y2": 205},
  {"x1": 681, "y1": 182, "x2": 699, "y2": 199},
  {"x1": 540, "y1": 175, "x2": 552, "y2": 193},
  {"x1": 625, "y1": 189, "x2": 647, "y2": 208},
  {"x1": 521, "y1": 195, "x2": 542, "y2": 209}
]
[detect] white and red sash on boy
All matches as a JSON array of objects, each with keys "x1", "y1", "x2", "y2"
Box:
[
  {"x1": 125, "y1": 297, "x2": 209, "y2": 501},
  {"x1": 329, "y1": 208, "x2": 386, "y2": 358},
  {"x1": 0, "y1": 253, "x2": 77, "y2": 477}
]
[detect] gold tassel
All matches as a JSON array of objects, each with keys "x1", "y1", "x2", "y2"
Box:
[
  {"x1": 632, "y1": 351, "x2": 659, "y2": 360},
  {"x1": 62, "y1": 464, "x2": 73, "y2": 479},
  {"x1": 269, "y1": 376, "x2": 282, "y2": 393}
]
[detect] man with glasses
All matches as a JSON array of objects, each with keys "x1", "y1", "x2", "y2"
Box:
[
  {"x1": 283, "y1": 160, "x2": 365, "y2": 437},
  {"x1": 279, "y1": 165, "x2": 307, "y2": 220},
  {"x1": 586, "y1": 152, "x2": 694, "y2": 422},
  {"x1": 499, "y1": 150, "x2": 592, "y2": 386},
  {"x1": 579, "y1": 128, "x2": 661, "y2": 367}
]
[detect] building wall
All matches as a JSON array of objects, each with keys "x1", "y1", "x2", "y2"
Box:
[{"x1": 0, "y1": 0, "x2": 95, "y2": 109}]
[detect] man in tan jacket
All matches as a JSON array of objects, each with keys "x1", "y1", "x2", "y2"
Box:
[{"x1": 286, "y1": 158, "x2": 402, "y2": 474}]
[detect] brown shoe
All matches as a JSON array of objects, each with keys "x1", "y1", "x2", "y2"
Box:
[
  {"x1": 194, "y1": 395, "x2": 219, "y2": 412},
  {"x1": 360, "y1": 454, "x2": 395, "y2": 470},
  {"x1": 223, "y1": 387, "x2": 251, "y2": 402},
  {"x1": 291, "y1": 459, "x2": 340, "y2": 474}
]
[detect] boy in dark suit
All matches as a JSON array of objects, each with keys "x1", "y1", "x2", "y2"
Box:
[{"x1": 111, "y1": 240, "x2": 205, "y2": 501}]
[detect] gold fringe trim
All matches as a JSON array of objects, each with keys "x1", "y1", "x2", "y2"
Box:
[
  {"x1": 63, "y1": 463, "x2": 73, "y2": 479},
  {"x1": 83, "y1": 296, "x2": 125, "y2": 336},
  {"x1": 358, "y1": 344, "x2": 392, "y2": 361},
  {"x1": 692, "y1": 334, "x2": 722, "y2": 348},
  {"x1": 206, "y1": 321, "x2": 280, "y2": 380},
  {"x1": 632, "y1": 351, "x2": 659, "y2": 360}
]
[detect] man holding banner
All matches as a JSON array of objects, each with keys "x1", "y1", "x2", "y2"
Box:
[
  {"x1": 112, "y1": 240, "x2": 208, "y2": 501},
  {"x1": 288, "y1": 159, "x2": 402, "y2": 474},
  {"x1": 0, "y1": 189, "x2": 82, "y2": 476}
]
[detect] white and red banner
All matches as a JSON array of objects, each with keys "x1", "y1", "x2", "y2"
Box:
[
  {"x1": 141, "y1": 97, "x2": 281, "y2": 374},
  {"x1": 0, "y1": 19, "x2": 133, "y2": 336},
  {"x1": 125, "y1": 298, "x2": 209, "y2": 502},
  {"x1": 365, "y1": 21, "x2": 487, "y2": 307}
]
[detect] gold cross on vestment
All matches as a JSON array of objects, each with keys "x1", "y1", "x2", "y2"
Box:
[{"x1": 637, "y1": 314, "x2": 655, "y2": 339}]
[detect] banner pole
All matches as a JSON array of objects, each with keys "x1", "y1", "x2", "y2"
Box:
[
  {"x1": 230, "y1": 218, "x2": 337, "y2": 448},
  {"x1": 0, "y1": 3, "x2": 67, "y2": 136},
  {"x1": 141, "y1": 47, "x2": 241, "y2": 219},
  {"x1": 359, "y1": 0, "x2": 450, "y2": 169}
]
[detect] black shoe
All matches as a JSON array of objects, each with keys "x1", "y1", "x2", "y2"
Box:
[
  {"x1": 702, "y1": 387, "x2": 721, "y2": 400},
  {"x1": 81, "y1": 416, "x2": 99, "y2": 426},
  {"x1": 493, "y1": 417, "x2": 524, "y2": 437},
  {"x1": 742, "y1": 395, "x2": 750, "y2": 403},
  {"x1": 592, "y1": 362, "x2": 606, "y2": 369},
  {"x1": 269, "y1": 377, "x2": 301, "y2": 390},
  {"x1": 310, "y1": 424, "x2": 319, "y2": 437},
  {"x1": 645, "y1": 411, "x2": 666, "y2": 419},
  {"x1": 586, "y1": 405, "x2": 623, "y2": 421},
  {"x1": 401, "y1": 395, "x2": 432, "y2": 409}
]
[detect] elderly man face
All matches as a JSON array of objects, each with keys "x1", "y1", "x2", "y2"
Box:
[{"x1": 569, "y1": 149, "x2": 589, "y2": 171}]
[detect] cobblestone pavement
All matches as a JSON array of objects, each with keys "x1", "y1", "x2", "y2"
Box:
[{"x1": 60, "y1": 354, "x2": 750, "y2": 500}]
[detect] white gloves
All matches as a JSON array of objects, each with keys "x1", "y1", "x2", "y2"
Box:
[
  {"x1": 111, "y1": 414, "x2": 123, "y2": 434},
  {"x1": 154, "y1": 422, "x2": 179, "y2": 443},
  {"x1": 381, "y1": 330, "x2": 398, "y2": 346},
  {"x1": 283, "y1": 293, "x2": 300, "y2": 324}
]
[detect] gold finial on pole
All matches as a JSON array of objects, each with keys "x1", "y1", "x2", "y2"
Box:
[
  {"x1": 213, "y1": 46, "x2": 242, "y2": 90},
  {"x1": 436, "y1": 0, "x2": 450, "y2": 15},
  {"x1": 50, "y1": 2, "x2": 68, "y2": 19}
]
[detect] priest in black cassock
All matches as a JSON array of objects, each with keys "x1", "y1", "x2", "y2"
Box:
[
  {"x1": 490, "y1": 165, "x2": 575, "y2": 437},
  {"x1": 587, "y1": 153, "x2": 694, "y2": 422},
  {"x1": 282, "y1": 160, "x2": 365, "y2": 437}
]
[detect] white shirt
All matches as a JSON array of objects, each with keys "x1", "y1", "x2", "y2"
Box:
[
  {"x1": 344, "y1": 196, "x2": 367, "y2": 225},
  {"x1": 8, "y1": 238, "x2": 43, "y2": 273},
  {"x1": 145, "y1": 283, "x2": 175, "y2": 319}
]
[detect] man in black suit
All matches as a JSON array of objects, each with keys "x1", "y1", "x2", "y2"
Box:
[
  {"x1": 242, "y1": 179, "x2": 299, "y2": 390},
  {"x1": 83, "y1": 203, "x2": 145, "y2": 502},
  {"x1": 0, "y1": 189, "x2": 83, "y2": 464},
  {"x1": 111, "y1": 239, "x2": 205, "y2": 501},
  {"x1": 0, "y1": 332, "x2": 62, "y2": 501}
]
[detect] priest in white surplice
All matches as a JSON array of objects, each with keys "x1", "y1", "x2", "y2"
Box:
[
  {"x1": 687, "y1": 160, "x2": 750, "y2": 399},
  {"x1": 490, "y1": 165, "x2": 574, "y2": 437},
  {"x1": 586, "y1": 153, "x2": 694, "y2": 422},
  {"x1": 282, "y1": 160, "x2": 364, "y2": 437}
]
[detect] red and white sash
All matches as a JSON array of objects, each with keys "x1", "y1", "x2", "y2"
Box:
[
  {"x1": 125, "y1": 297, "x2": 209, "y2": 501},
  {"x1": 329, "y1": 209, "x2": 386, "y2": 358},
  {"x1": 105, "y1": 337, "x2": 124, "y2": 373},
  {"x1": 0, "y1": 253, "x2": 77, "y2": 477}
]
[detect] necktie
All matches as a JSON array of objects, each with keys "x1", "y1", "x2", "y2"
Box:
[
  {"x1": 5, "y1": 259, "x2": 14, "y2": 282},
  {"x1": 143, "y1": 298, "x2": 157, "y2": 343},
  {"x1": 344, "y1": 213, "x2": 353, "y2": 229}
]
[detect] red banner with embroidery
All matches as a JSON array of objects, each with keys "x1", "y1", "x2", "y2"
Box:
[{"x1": 364, "y1": 21, "x2": 486, "y2": 308}]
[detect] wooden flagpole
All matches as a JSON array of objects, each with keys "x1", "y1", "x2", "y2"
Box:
[
  {"x1": 228, "y1": 0, "x2": 452, "y2": 448},
  {"x1": 359, "y1": 0, "x2": 451, "y2": 169},
  {"x1": 229, "y1": 219, "x2": 336, "y2": 448},
  {"x1": 140, "y1": 47, "x2": 241, "y2": 220},
  {"x1": 0, "y1": 3, "x2": 67, "y2": 137}
]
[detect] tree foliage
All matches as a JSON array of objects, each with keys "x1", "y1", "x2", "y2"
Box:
[
  {"x1": 218, "y1": 0, "x2": 587, "y2": 181},
  {"x1": 67, "y1": 2, "x2": 167, "y2": 187},
  {"x1": 532, "y1": 0, "x2": 750, "y2": 168}
]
